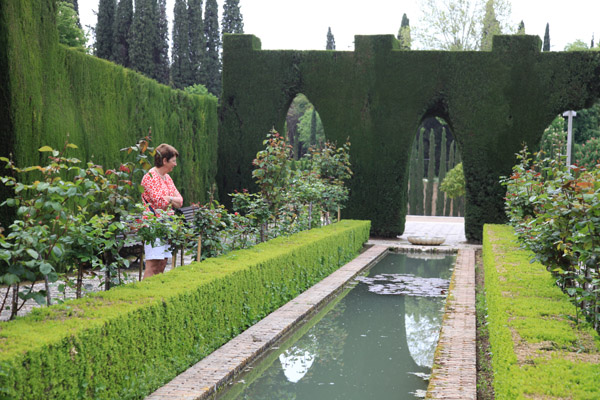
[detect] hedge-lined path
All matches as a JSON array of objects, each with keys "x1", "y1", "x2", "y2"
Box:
[{"x1": 146, "y1": 216, "x2": 479, "y2": 400}]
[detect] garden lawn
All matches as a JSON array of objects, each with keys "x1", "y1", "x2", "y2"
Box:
[{"x1": 483, "y1": 224, "x2": 600, "y2": 400}]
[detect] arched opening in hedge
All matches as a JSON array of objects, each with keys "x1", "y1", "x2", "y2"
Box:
[
  {"x1": 408, "y1": 115, "x2": 462, "y2": 217},
  {"x1": 285, "y1": 94, "x2": 326, "y2": 160}
]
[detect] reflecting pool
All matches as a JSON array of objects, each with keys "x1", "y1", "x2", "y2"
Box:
[{"x1": 217, "y1": 252, "x2": 455, "y2": 400}]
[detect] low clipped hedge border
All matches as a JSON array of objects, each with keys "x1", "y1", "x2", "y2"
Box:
[
  {"x1": 0, "y1": 220, "x2": 370, "y2": 400},
  {"x1": 483, "y1": 224, "x2": 600, "y2": 399}
]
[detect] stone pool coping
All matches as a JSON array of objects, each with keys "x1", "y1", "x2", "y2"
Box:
[{"x1": 145, "y1": 244, "x2": 389, "y2": 400}]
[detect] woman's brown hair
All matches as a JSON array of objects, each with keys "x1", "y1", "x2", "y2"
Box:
[{"x1": 154, "y1": 143, "x2": 179, "y2": 167}]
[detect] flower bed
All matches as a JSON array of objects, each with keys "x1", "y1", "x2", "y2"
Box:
[{"x1": 483, "y1": 224, "x2": 600, "y2": 399}]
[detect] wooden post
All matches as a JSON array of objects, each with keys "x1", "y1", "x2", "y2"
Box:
[
  {"x1": 139, "y1": 252, "x2": 144, "y2": 281},
  {"x1": 337, "y1": 206, "x2": 341, "y2": 222},
  {"x1": 197, "y1": 234, "x2": 202, "y2": 261}
]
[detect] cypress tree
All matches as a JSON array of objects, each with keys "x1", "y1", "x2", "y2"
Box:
[
  {"x1": 202, "y1": 0, "x2": 221, "y2": 96},
  {"x1": 326, "y1": 27, "x2": 336, "y2": 50},
  {"x1": 112, "y1": 0, "x2": 133, "y2": 68},
  {"x1": 408, "y1": 136, "x2": 418, "y2": 214},
  {"x1": 222, "y1": 0, "x2": 244, "y2": 35},
  {"x1": 517, "y1": 20, "x2": 525, "y2": 34},
  {"x1": 436, "y1": 128, "x2": 447, "y2": 216},
  {"x1": 415, "y1": 128, "x2": 425, "y2": 215},
  {"x1": 172, "y1": 0, "x2": 192, "y2": 88},
  {"x1": 154, "y1": 0, "x2": 170, "y2": 84},
  {"x1": 480, "y1": 0, "x2": 500, "y2": 51},
  {"x1": 310, "y1": 109, "x2": 317, "y2": 146},
  {"x1": 188, "y1": 0, "x2": 205, "y2": 84},
  {"x1": 543, "y1": 23, "x2": 550, "y2": 51},
  {"x1": 397, "y1": 13, "x2": 411, "y2": 50},
  {"x1": 96, "y1": 0, "x2": 116, "y2": 59},
  {"x1": 426, "y1": 129, "x2": 435, "y2": 216},
  {"x1": 130, "y1": 0, "x2": 156, "y2": 78},
  {"x1": 448, "y1": 140, "x2": 456, "y2": 216}
]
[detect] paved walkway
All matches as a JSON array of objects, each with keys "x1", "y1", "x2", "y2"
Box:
[{"x1": 146, "y1": 216, "x2": 478, "y2": 400}]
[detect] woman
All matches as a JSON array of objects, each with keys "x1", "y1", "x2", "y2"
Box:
[{"x1": 141, "y1": 143, "x2": 183, "y2": 279}]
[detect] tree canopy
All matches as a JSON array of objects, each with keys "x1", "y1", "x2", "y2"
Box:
[
  {"x1": 56, "y1": 1, "x2": 87, "y2": 49},
  {"x1": 414, "y1": 0, "x2": 512, "y2": 50}
]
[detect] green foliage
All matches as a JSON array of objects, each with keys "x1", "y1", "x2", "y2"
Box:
[
  {"x1": 426, "y1": 129, "x2": 435, "y2": 215},
  {"x1": 298, "y1": 107, "x2": 325, "y2": 148},
  {"x1": 218, "y1": 33, "x2": 600, "y2": 240},
  {"x1": 503, "y1": 146, "x2": 600, "y2": 330},
  {"x1": 171, "y1": 0, "x2": 193, "y2": 89},
  {"x1": 397, "y1": 13, "x2": 411, "y2": 50},
  {"x1": 574, "y1": 137, "x2": 600, "y2": 169},
  {"x1": 440, "y1": 163, "x2": 465, "y2": 199},
  {"x1": 184, "y1": 83, "x2": 217, "y2": 101},
  {"x1": 436, "y1": 128, "x2": 448, "y2": 215},
  {"x1": 56, "y1": 1, "x2": 86, "y2": 50},
  {"x1": 0, "y1": 220, "x2": 370, "y2": 400},
  {"x1": 201, "y1": 0, "x2": 221, "y2": 96},
  {"x1": 483, "y1": 225, "x2": 600, "y2": 399},
  {"x1": 222, "y1": 0, "x2": 244, "y2": 35},
  {"x1": 543, "y1": 23, "x2": 550, "y2": 51},
  {"x1": 415, "y1": 0, "x2": 512, "y2": 50},
  {"x1": 326, "y1": 27, "x2": 336, "y2": 50},
  {"x1": 95, "y1": 0, "x2": 116, "y2": 59},
  {"x1": 188, "y1": 0, "x2": 205, "y2": 83},
  {"x1": 129, "y1": 0, "x2": 169, "y2": 83},
  {"x1": 480, "y1": 0, "x2": 501, "y2": 51},
  {"x1": 1, "y1": 0, "x2": 219, "y2": 231},
  {"x1": 112, "y1": 0, "x2": 133, "y2": 67}
]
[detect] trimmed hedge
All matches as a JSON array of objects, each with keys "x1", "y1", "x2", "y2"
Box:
[
  {"x1": 0, "y1": 0, "x2": 218, "y2": 228},
  {"x1": 483, "y1": 224, "x2": 600, "y2": 399},
  {"x1": 218, "y1": 33, "x2": 600, "y2": 241},
  {"x1": 0, "y1": 219, "x2": 370, "y2": 400}
]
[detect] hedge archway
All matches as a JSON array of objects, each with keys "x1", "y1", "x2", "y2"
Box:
[{"x1": 218, "y1": 34, "x2": 600, "y2": 241}]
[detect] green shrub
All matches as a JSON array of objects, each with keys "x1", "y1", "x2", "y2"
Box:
[
  {"x1": 0, "y1": 220, "x2": 370, "y2": 399},
  {"x1": 483, "y1": 224, "x2": 600, "y2": 399}
]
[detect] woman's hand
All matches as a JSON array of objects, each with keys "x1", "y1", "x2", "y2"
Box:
[{"x1": 171, "y1": 197, "x2": 183, "y2": 208}]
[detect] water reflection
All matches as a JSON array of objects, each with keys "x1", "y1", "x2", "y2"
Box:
[
  {"x1": 279, "y1": 345, "x2": 316, "y2": 383},
  {"x1": 217, "y1": 252, "x2": 454, "y2": 400},
  {"x1": 405, "y1": 297, "x2": 444, "y2": 368}
]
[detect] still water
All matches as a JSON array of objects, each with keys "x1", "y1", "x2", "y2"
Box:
[{"x1": 217, "y1": 252, "x2": 455, "y2": 400}]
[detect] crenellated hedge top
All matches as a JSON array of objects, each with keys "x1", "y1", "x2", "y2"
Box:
[{"x1": 218, "y1": 33, "x2": 600, "y2": 241}]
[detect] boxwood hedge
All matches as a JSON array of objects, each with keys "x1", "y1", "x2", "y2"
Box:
[{"x1": 0, "y1": 219, "x2": 370, "y2": 399}]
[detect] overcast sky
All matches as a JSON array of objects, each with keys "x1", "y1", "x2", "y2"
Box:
[{"x1": 79, "y1": 0, "x2": 600, "y2": 52}]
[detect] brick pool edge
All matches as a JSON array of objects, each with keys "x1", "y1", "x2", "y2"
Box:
[{"x1": 145, "y1": 245, "x2": 389, "y2": 400}]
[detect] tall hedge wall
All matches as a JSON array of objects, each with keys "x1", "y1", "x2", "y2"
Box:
[
  {"x1": 218, "y1": 34, "x2": 600, "y2": 241},
  {"x1": 0, "y1": 220, "x2": 370, "y2": 399},
  {"x1": 0, "y1": 0, "x2": 218, "y2": 227}
]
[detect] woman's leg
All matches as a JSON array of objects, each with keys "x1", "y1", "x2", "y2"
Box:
[{"x1": 144, "y1": 259, "x2": 167, "y2": 279}]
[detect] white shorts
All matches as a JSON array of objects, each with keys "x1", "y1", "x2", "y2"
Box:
[{"x1": 144, "y1": 239, "x2": 173, "y2": 260}]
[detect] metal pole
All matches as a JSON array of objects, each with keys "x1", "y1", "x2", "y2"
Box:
[{"x1": 562, "y1": 110, "x2": 577, "y2": 165}]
